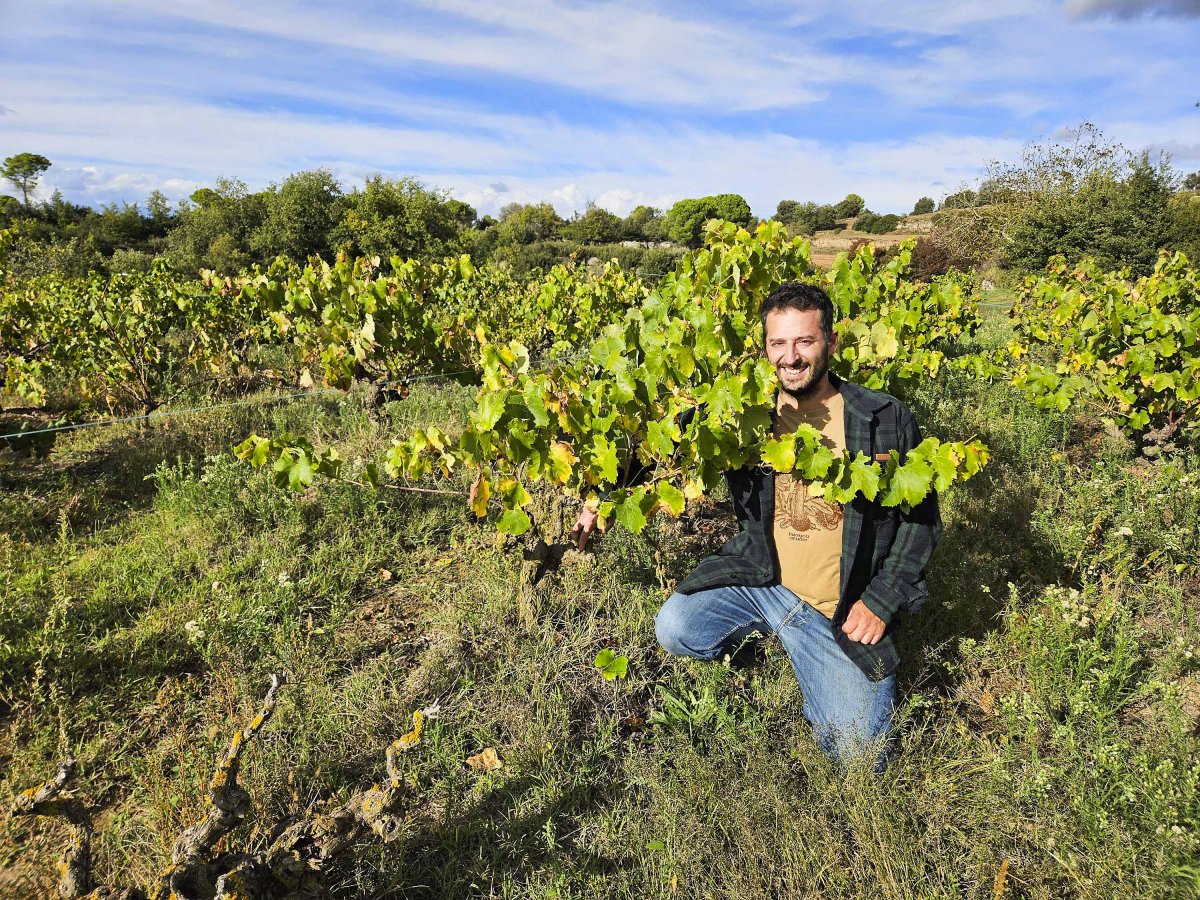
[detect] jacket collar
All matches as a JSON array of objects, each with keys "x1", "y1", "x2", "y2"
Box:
[
  {"x1": 771, "y1": 373, "x2": 888, "y2": 423},
  {"x1": 829, "y1": 372, "x2": 889, "y2": 422}
]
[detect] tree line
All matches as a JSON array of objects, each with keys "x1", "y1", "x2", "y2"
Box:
[
  {"x1": 4, "y1": 120, "x2": 1199, "y2": 281},
  {"x1": 0, "y1": 156, "x2": 927, "y2": 282}
]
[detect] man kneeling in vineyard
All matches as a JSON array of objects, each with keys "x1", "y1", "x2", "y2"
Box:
[{"x1": 573, "y1": 282, "x2": 942, "y2": 771}]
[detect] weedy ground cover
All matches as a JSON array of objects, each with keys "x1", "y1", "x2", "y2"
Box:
[{"x1": 1, "y1": 312, "x2": 1198, "y2": 899}]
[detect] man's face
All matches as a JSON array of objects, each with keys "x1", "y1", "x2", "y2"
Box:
[{"x1": 764, "y1": 307, "x2": 837, "y2": 398}]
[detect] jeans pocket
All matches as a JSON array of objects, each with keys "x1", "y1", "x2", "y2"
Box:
[{"x1": 771, "y1": 594, "x2": 810, "y2": 636}]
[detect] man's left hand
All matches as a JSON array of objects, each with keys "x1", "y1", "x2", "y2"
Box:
[
  {"x1": 841, "y1": 600, "x2": 885, "y2": 644},
  {"x1": 570, "y1": 505, "x2": 600, "y2": 550}
]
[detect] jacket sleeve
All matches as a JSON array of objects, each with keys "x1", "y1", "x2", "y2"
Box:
[{"x1": 858, "y1": 408, "x2": 943, "y2": 625}]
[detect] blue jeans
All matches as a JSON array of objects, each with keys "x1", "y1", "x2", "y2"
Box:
[{"x1": 655, "y1": 583, "x2": 896, "y2": 771}]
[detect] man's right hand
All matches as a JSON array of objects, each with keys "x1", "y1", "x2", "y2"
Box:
[{"x1": 570, "y1": 505, "x2": 600, "y2": 550}]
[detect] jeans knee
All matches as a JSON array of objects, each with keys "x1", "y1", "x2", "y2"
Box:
[
  {"x1": 654, "y1": 594, "x2": 694, "y2": 657},
  {"x1": 809, "y1": 703, "x2": 894, "y2": 773}
]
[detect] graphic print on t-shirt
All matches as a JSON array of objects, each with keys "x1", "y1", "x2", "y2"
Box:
[
  {"x1": 772, "y1": 392, "x2": 845, "y2": 619},
  {"x1": 775, "y1": 476, "x2": 844, "y2": 534}
]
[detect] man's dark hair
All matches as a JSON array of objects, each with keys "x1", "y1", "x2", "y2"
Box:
[{"x1": 759, "y1": 281, "x2": 834, "y2": 341}]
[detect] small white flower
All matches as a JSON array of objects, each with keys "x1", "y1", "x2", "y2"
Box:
[
  {"x1": 1117, "y1": 526, "x2": 1134, "y2": 537},
  {"x1": 422, "y1": 701, "x2": 442, "y2": 721}
]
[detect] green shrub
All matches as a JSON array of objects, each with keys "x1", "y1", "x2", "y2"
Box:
[
  {"x1": 876, "y1": 237, "x2": 965, "y2": 281},
  {"x1": 1168, "y1": 190, "x2": 1200, "y2": 261},
  {"x1": 108, "y1": 247, "x2": 156, "y2": 274},
  {"x1": 637, "y1": 245, "x2": 686, "y2": 276},
  {"x1": 855, "y1": 211, "x2": 901, "y2": 234},
  {"x1": 579, "y1": 242, "x2": 646, "y2": 272},
  {"x1": 833, "y1": 193, "x2": 865, "y2": 218},
  {"x1": 561, "y1": 205, "x2": 623, "y2": 244},
  {"x1": 773, "y1": 201, "x2": 839, "y2": 235},
  {"x1": 664, "y1": 195, "x2": 752, "y2": 246},
  {"x1": 1003, "y1": 153, "x2": 1175, "y2": 275},
  {"x1": 492, "y1": 239, "x2": 579, "y2": 277},
  {"x1": 622, "y1": 205, "x2": 665, "y2": 241},
  {"x1": 940, "y1": 189, "x2": 977, "y2": 210}
]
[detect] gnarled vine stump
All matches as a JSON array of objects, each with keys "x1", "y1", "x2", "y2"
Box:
[{"x1": 11, "y1": 675, "x2": 427, "y2": 900}]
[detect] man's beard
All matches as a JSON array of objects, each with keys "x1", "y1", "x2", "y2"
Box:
[{"x1": 778, "y1": 349, "x2": 831, "y2": 400}]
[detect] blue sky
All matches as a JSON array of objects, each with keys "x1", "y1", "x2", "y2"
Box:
[{"x1": 1, "y1": 0, "x2": 1198, "y2": 217}]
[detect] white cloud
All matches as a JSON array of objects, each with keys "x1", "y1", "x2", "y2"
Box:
[
  {"x1": 3, "y1": 0, "x2": 1198, "y2": 216},
  {"x1": 3, "y1": 70, "x2": 1027, "y2": 214},
  {"x1": 11, "y1": 64, "x2": 1199, "y2": 217},
  {"x1": 1100, "y1": 115, "x2": 1200, "y2": 169},
  {"x1": 31, "y1": 0, "x2": 844, "y2": 112},
  {"x1": 807, "y1": 0, "x2": 1046, "y2": 33},
  {"x1": 590, "y1": 187, "x2": 676, "y2": 217},
  {"x1": 36, "y1": 164, "x2": 201, "y2": 206},
  {"x1": 1066, "y1": 0, "x2": 1200, "y2": 17}
]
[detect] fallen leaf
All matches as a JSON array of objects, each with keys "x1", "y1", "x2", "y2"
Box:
[
  {"x1": 594, "y1": 649, "x2": 629, "y2": 680},
  {"x1": 380, "y1": 568, "x2": 393, "y2": 582},
  {"x1": 466, "y1": 747, "x2": 502, "y2": 772}
]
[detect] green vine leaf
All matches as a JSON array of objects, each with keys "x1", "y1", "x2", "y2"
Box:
[{"x1": 594, "y1": 649, "x2": 629, "y2": 681}]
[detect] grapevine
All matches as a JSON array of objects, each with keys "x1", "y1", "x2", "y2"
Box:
[
  {"x1": 1007, "y1": 250, "x2": 1200, "y2": 448},
  {"x1": 1, "y1": 258, "x2": 260, "y2": 412},
  {"x1": 227, "y1": 252, "x2": 647, "y2": 389},
  {"x1": 241, "y1": 222, "x2": 992, "y2": 534}
]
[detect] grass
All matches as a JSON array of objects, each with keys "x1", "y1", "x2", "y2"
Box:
[{"x1": 2, "y1": 332, "x2": 1199, "y2": 898}]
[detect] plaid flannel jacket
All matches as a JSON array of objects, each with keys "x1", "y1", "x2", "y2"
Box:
[{"x1": 674, "y1": 373, "x2": 942, "y2": 681}]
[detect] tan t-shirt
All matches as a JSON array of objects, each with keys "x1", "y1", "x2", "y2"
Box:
[{"x1": 772, "y1": 393, "x2": 845, "y2": 619}]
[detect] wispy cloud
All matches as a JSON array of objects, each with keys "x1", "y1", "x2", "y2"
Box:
[
  {"x1": 2, "y1": 0, "x2": 1197, "y2": 214},
  {"x1": 57, "y1": 0, "x2": 847, "y2": 112},
  {"x1": 17, "y1": 92, "x2": 1029, "y2": 215},
  {"x1": 1066, "y1": 0, "x2": 1200, "y2": 18}
]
